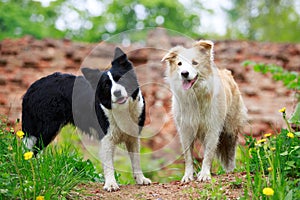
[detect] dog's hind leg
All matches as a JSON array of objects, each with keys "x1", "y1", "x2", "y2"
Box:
[
  {"x1": 23, "y1": 120, "x2": 62, "y2": 154},
  {"x1": 35, "y1": 121, "x2": 66, "y2": 152},
  {"x1": 125, "y1": 137, "x2": 151, "y2": 185},
  {"x1": 99, "y1": 135, "x2": 119, "y2": 192},
  {"x1": 217, "y1": 130, "x2": 238, "y2": 172}
]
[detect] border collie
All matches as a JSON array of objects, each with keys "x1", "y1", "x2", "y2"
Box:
[
  {"x1": 22, "y1": 47, "x2": 151, "y2": 191},
  {"x1": 162, "y1": 40, "x2": 247, "y2": 182}
]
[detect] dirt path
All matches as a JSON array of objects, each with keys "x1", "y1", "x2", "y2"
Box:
[{"x1": 72, "y1": 172, "x2": 247, "y2": 199}]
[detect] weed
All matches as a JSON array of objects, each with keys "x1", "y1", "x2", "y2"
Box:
[
  {"x1": 196, "y1": 178, "x2": 225, "y2": 200},
  {"x1": 243, "y1": 61, "x2": 299, "y2": 92},
  {"x1": 0, "y1": 117, "x2": 103, "y2": 199},
  {"x1": 241, "y1": 107, "x2": 300, "y2": 200},
  {"x1": 230, "y1": 177, "x2": 243, "y2": 189}
]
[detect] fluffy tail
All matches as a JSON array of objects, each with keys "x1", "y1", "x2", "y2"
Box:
[{"x1": 216, "y1": 130, "x2": 238, "y2": 172}]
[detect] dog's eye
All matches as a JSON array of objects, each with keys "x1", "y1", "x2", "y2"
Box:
[
  {"x1": 192, "y1": 61, "x2": 198, "y2": 65},
  {"x1": 104, "y1": 82, "x2": 110, "y2": 89},
  {"x1": 178, "y1": 62, "x2": 182, "y2": 66}
]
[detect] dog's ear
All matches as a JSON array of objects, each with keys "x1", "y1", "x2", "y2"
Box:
[
  {"x1": 161, "y1": 46, "x2": 182, "y2": 63},
  {"x1": 112, "y1": 47, "x2": 128, "y2": 66},
  {"x1": 81, "y1": 68, "x2": 102, "y2": 89},
  {"x1": 194, "y1": 40, "x2": 214, "y2": 61}
]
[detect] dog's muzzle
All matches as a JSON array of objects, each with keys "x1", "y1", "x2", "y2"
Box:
[
  {"x1": 115, "y1": 96, "x2": 128, "y2": 104},
  {"x1": 182, "y1": 75, "x2": 198, "y2": 90},
  {"x1": 113, "y1": 90, "x2": 128, "y2": 104}
]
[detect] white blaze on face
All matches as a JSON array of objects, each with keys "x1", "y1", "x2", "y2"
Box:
[
  {"x1": 176, "y1": 50, "x2": 199, "y2": 90},
  {"x1": 107, "y1": 71, "x2": 128, "y2": 104}
]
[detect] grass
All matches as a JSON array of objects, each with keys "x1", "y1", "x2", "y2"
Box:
[
  {"x1": 0, "y1": 117, "x2": 103, "y2": 200},
  {"x1": 239, "y1": 108, "x2": 300, "y2": 200},
  {"x1": 197, "y1": 178, "x2": 225, "y2": 199},
  {"x1": 1, "y1": 109, "x2": 298, "y2": 199},
  {"x1": 1, "y1": 111, "x2": 299, "y2": 199}
]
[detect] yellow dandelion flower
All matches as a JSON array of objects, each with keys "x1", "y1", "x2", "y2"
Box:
[
  {"x1": 264, "y1": 133, "x2": 272, "y2": 138},
  {"x1": 255, "y1": 139, "x2": 267, "y2": 146},
  {"x1": 16, "y1": 130, "x2": 25, "y2": 139},
  {"x1": 24, "y1": 152, "x2": 34, "y2": 160},
  {"x1": 287, "y1": 132, "x2": 294, "y2": 138},
  {"x1": 278, "y1": 107, "x2": 286, "y2": 113},
  {"x1": 270, "y1": 147, "x2": 276, "y2": 151},
  {"x1": 263, "y1": 187, "x2": 274, "y2": 196},
  {"x1": 36, "y1": 196, "x2": 45, "y2": 200},
  {"x1": 267, "y1": 167, "x2": 273, "y2": 172}
]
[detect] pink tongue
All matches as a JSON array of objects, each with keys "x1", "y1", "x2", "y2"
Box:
[
  {"x1": 182, "y1": 80, "x2": 193, "y2": 90},
  {"x1": 117, "y1": 97, "x2": 126, "y2": 104}
]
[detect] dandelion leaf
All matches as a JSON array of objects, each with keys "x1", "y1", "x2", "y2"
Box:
[
  {"x1": 284, "y1": 190, "x2": 293, "y2": 200},
  {"x1": 288, "y1": 102, "x2": 300, "y2": 125}
]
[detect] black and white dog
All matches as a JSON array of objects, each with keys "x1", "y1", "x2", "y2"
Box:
[{"x1": 22, "y1": 47, "x2": 151, "y2": 191}]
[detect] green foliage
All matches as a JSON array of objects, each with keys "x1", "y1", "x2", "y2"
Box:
[
  {"x1": 2, "y1": 0, "x2": 300, "y2": 42},
  {"x1": 0, "y1": 0, "x2": 202, "y2": 42},
  {"x1": 224, "y1": 0, "x2": 300, "y2": 42},
  {"x1": 102, "y1": 0, "x2": 201, "y2": 39},
  {"x1": 242, "y1": 113, "x2": 300, "y2": 200},
  {"x1": 243, "y1": 61, "x2": 300, "y2": 91},
  {"x1": 0, "y1": 0, "x2": 65, "y2": 40},
  {"x1": 0, "y1": 117, "x2": 103, "y2": 199}
]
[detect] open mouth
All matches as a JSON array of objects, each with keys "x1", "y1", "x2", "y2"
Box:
[
  {"x1": 182, "y1": 75, "x2": 198, "y2": 90},
  {"x1": 115, "y1": 96, "x2": 128, "y2": 104}
]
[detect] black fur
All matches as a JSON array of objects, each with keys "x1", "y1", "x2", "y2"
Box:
[
  {"x1": 22, "y1": 47, "x2": 144, "y2": 152},
  {"x1": 22, "y1": 73, "x2": 76, "y2": 150}
]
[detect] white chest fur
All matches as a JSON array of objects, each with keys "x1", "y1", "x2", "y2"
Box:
[{"x1": 171, "y1": 69, "x2": 226, "y2": 139}]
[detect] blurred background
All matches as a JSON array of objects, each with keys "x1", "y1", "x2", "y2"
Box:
[
  {"x1": 1, "y1": 0, "x2": 300, "y2": 43},
  {"x1": 0, "y1": 0, "x2": 299, "y2": 184}
]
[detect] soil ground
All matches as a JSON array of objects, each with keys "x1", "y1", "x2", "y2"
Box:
[{"x1": 71, "y1": 172, "x2": 247, "y2": 199}]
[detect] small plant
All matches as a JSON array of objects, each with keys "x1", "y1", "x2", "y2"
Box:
[
  {"x1": 230, "y1": 176, "x2": 243, "y2": 189},
  {"x1": 0, "y1": 117, "x2": 103, "y2": 199},
  {"x1": 242, "y1": 61, "x2": 299, "y2": 91},
  {"x1": 241, "y1": 108, "x2": 300, "y2": 200},
  {"x1": 197, "y1": 178, "x2": 225, "y2": 200}
]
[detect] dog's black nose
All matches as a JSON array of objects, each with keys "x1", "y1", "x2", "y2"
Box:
[
  {"x1": 181, "y1": 71, "x2": 189, "y2": 78},
  {"x1": 113, "y1": 90, "x2": 122, "y2": 98}
]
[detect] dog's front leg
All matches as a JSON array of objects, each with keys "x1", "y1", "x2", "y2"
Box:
[
  {"x1": 100, "y1": 136, "x2": 119, "y2": 192},
  {"x1": 180, "y1": 128, "x2": 195, "y2": 183},
  {"x1": 125, "y1": 137, "x2": 151, "y2": 185},
  {"x1": 197, "y1": 130, "x2": 219, "y2": 182}
]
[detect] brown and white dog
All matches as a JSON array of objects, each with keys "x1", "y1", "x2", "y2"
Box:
[{"x1": 162, "y1": 40, "x2": 247, "y2": 182}]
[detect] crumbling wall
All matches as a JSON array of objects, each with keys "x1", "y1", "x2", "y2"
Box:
[{"x1": 0, "y1": 30, "x2": 299, "y2": 149}]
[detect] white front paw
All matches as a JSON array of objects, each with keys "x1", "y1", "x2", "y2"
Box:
[
  {"x1": 135, "y1": 175, "x2": 152, "y2": 185},
  {"x1": 103, "y1": 181, "x2": 120, "y2": 192},
  {"x1": 181, "y1": 172, "x2": 194, "y2": 183},
  {"x1": 197, "y1": 171, "x2": 211, "y2": 182}
]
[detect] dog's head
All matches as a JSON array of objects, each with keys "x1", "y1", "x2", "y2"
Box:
[
  {"x1": 162, "y1": 40, "x2": 214, "y2": 90},
  {"x1": 82, "y1": 47, "x2": 139, "y2": 109}
]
